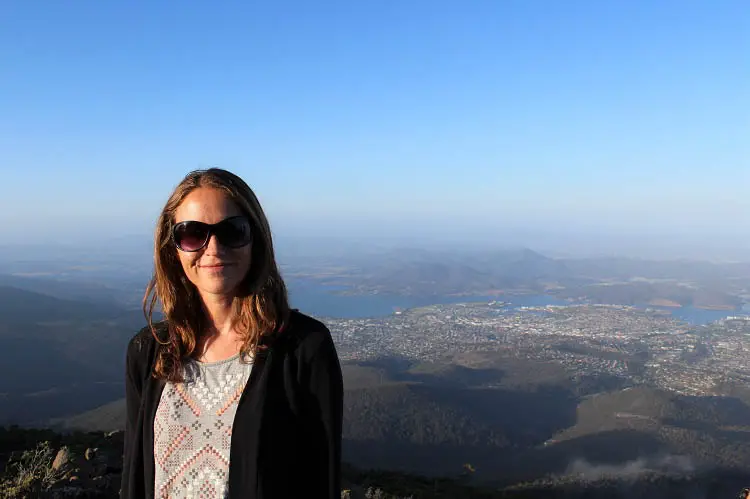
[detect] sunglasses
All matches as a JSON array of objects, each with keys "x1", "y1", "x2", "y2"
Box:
[{"x1": 172, "y1": 216, "x2": 253, "y2": 252}]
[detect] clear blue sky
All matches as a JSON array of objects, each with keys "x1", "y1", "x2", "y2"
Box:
[{"x1": 2, "y1": 1, "x2": 748, "y2": 252}]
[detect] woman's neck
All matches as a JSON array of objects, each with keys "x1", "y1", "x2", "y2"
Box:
[
  {"x1": 194, "y1": 293, "x2": 242, "y2": 362},
  {"x1": 200, "y1": 293, "x2": 235, "y2": 336}
]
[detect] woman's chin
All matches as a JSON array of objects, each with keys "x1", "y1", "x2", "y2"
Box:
[{"x1": 195, "y1": 277, "x2": 242, "y2": 297}]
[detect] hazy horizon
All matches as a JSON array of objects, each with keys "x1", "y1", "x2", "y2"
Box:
[{"x1": 3, "y1": 226, "x2": 750, "y2": 263}]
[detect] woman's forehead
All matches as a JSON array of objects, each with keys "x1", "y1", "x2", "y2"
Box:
[{"x1": 174, "y1": 187, "x2": 243, "y2": 223}]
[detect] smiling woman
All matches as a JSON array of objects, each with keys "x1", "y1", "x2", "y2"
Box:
[
  {"x1": 121, "y1": 168, "x2": 343, "y2": 499},
  {"x1": 172, "y1": 193, "x2": 254, "y2": 314}
]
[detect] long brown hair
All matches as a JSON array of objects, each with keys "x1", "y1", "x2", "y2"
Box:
[{"x1": 143, "y1": 168, "x2": 290, "y2": 382}]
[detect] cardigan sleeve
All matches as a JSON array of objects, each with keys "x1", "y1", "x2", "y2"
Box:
[
  {"x1": 120, "y1": 332, "x2": 147, "y2": 498},
  {"x1": 303, "y1": 328, "x2": 344, "y2": 499}
]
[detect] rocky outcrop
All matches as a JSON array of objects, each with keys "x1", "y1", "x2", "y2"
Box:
[{"x1": 1, "y1": 431, "x2": 123, "y2": 499}]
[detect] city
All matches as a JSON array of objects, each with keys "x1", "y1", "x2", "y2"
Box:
[{"x1": 325, "y1": 302, "x2": 750, "y2": 397}]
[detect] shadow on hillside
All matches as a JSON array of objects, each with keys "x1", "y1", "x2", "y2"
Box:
[
  {"x1": 397, "y1": 365, "x2": 507, "y2": 388},
  {"x1": 356, "y1": 357, "x2": 417, "y2": 374},
  {"x1": 345, "y1": 430, "x2": 671, "y2": 485},
  {"x1": 412, "y1": 384, "x2": 577, "y2": 448},
  {"x1": 502, "y1": 429, "x2": 669, "y2": 484},
  {"x1": 662, "y1": 418, "x2": 750, "y2": 439},
  {"x1": 669, "y1": 395, "x2": 750, "y2": 427},
  {"x1": 0, "y1": 285, "x2": 143, "y2": 425},
  {"x1": 499, "y1": 469, "x2": 750, "y2": 499},
  {"x1": 343, "y1": 355, "x2": 583, "y2": 481},
  {"x1": 4, "y1": 383, "x2": 125, "y2": 428},
  {"x1": 344, "y1": 383, "x2": 580, "y2": 481}
]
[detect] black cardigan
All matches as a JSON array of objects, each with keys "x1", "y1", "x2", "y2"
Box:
[{"x1": 120, "y1": 310, "x2": 344, "y2": 499}]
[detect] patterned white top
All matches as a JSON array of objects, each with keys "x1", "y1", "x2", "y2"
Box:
[{"x1": 153, "y1": 353, "x2": 253, "y2": 499}]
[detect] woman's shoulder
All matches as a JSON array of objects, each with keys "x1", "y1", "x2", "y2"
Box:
[
  {"x1": 279, "y1": 309, "x2": 334, "y2": 356},
  {"x1": 127, "y1": 321, "x2": 168, "y2": 361},
  {"x1": 286, "y1": 309, "x2": 329, "y2": 333}
]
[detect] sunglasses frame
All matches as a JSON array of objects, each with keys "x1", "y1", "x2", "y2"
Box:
[{"x1": 171, "y1": 215, "x2": 253, "y2": 252}]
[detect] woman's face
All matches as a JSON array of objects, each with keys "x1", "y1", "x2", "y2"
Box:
[{"x1": 173, "y1": 187, "x2": 253, "y2": 299}]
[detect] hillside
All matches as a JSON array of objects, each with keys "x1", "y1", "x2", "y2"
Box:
[
  {"x1": 3, "y1": 426, "x2": 749, "y2": 498},
  {"x1": 52, "y1": 352, "x2": 750, "y2": 489},
  {"x1": 552, "y1": 281, "x2": 743, "y2": 310},
  {"x1": 0, "y1": 285, "x2": 141, "y2": 425},
  {"x1": 334, "y1": 248, "x2": 572, "y2": 296},
  {"x1": 51, "y1": 399, "x2": 126, "y2": 434},
  {"x1": 0, "y1": 274, "x2": 130, "y2": 308}
]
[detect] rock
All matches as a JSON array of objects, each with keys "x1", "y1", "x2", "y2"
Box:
[
  {"x1": 92, "y1": 449, "x2": 110, "y2": 464},
  {"x1": 91, "y1": 475, "x2": 110, "y2": 488},
  {"x1": 76, "y1": 460, "x2": 95, "y2": 481},
  {"x1": 93, "y1": 462, "x2": 109, "y2": 476},
  {"x1": 105, "y1": 462, "x2": 122, "y2": 474},
  {"x1": 52, "y1": 447, "x2": 73, "y2": 472}
]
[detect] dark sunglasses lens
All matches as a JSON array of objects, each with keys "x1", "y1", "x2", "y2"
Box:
[
  {"x1": 215, "y1": 217, "x2": 252, "y2": 248},
  {"x1": 174, "y1": 222, "x2": 209, "y2": 251}
]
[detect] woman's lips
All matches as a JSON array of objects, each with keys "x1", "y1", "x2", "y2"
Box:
[{"x1": 200, "y1": 263, "x2": 233, "y2": 271}]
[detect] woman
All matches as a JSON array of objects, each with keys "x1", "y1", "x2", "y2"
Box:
[{"x1": 121, "y1": 168, "x2": 343, "y2": 499}]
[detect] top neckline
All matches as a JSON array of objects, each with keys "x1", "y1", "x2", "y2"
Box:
[{"x1": 189, "y1": 353, "x2": 242, "y2": 367}]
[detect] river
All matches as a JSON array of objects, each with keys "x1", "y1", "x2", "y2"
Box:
[{"x1": 287, "y1": 280, "x2": 742, "y2": 326}]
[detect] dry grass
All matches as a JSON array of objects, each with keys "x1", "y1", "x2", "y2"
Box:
[{"x1": 0, "y1": 441, "x2": 61, "y2": 498}]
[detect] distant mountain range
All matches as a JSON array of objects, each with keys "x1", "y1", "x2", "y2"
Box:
[
  {"x1": 330, "y1": 248, "x2": 572, "y2": 295},
  {"x1": 289, "y1": 248, "x2": 749, "y2": 310}
]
